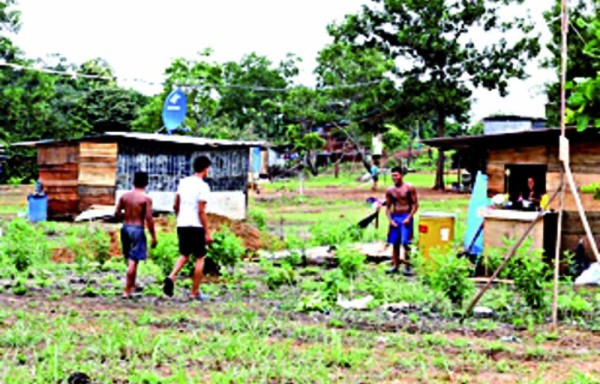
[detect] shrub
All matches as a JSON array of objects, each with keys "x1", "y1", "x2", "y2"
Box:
[
  {"x1": 336, "y1": 245, "x2": 365, "y2": 280},
  {"x1": 207, "y1": 226, "x2": 245, "y2": 269},
  {"x1": 63, "y1": 225, "x2": 110, "y2": 265},
  {"x1": 557, "y1": 291, "x2": 593, "y2": 319},
  {"x1": 322, "y1": 269, "x2": 350, "y2": 304},
  {"x1": 7, "y1": 176, "x2": 23, "y2": 187},
  {"x1": 415, "y1": 248, "x2": 474, "y2": 306},
  {"x1": 149, "y1": 226, "x2": 245, "y2": 278},
  {"x1": 3, "y1": 218, "x2": 49, "y2": 272},
  {"x1": 149, "y1": 230, "x2": 179, "y2": 276},
  {"x1": 510, "y1": 241, "x2": 550, "y2": 310},
  {"x1": 260, "y1": 257, "x2": 296, "y2": 290}
]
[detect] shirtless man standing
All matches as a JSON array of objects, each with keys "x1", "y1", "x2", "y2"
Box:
[
  {"x1": 114, "y1": 172, "x2": 157, "y2": 298},
  {"x1": 385, "y1": 166, "x2": 418, "y2": 276}
]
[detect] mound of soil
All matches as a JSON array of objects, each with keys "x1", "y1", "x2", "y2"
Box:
[
  {"x1": 208, "y1": 213, "x2": 273, "y2": 253},
  {"x1": 153, "y1": 213, "x2": 280, "y2": 253}
]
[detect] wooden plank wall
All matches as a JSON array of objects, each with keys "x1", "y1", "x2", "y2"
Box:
[
  {"x1": 38, "y1": 144, "x2": 79, "y2": 218},
  {"x1": 487, "y1": 143, "x2": 600, "y2": 212},
  {"x1": 486, "y1": 141, "x2": 600, "y2": 257},
  {"x1": 78, "y1": 142, "x2": 117, "y2": 211}
]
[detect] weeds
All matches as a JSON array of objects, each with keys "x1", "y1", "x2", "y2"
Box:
[{"x1": 415, "y1": 248, "x2": 474, "y2": 306}]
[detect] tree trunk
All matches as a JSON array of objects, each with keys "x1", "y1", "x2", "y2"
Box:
[
  {"x1": 434, "y1": 113, "x2": 446, "y2": 190},
  {"x1": 305, "y1": 152, "x2": 319, "y2": 176}
]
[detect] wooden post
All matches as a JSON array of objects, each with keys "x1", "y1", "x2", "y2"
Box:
[
  {"x1": 565, "y1": 164, "x2": 600, "y2": 261},
  {"x1": 552, "y1": 0, "x2": 569, "y2": 331}
]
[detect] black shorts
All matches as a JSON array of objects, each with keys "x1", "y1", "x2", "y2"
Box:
[
  {"x1": 177, "y1": 227, "x2": 207, "y2": 258},
  {"x1": 372, "y1": 175, "x2": 379, "y2": 182}
]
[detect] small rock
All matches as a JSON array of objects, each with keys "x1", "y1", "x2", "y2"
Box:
[
  {"x1": 499, "y1": 335, "x2": 522, "y2": 343},
  {"x1": 337, "y1": 295, "x2": 374, "y2": 310},
  {"x1": 473, "y1": 306, "x2": 494, "y2": 318},
  {"x1": 384, "y1": 302, "x2": 416, "y2": 314}
]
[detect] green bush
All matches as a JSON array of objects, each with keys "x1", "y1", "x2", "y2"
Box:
[
  {"x1": 336, "y1": 245, "x2": 365, "y2": 280},
  {"x1": 415, "y1": 248, "x2": 474, "y2": 306},
  {"x1": 3, "y1": 218, "x2": 49, "y2": 272},
  {"x1": 63, "y1": 225, "x2": 110, "y2": 265},
  {"x1": 506, "y1": 239, "x2": 550, "y2": 311},
  {"x1": 7, "y1": 176, "x2": 23, "y2": 187},
  {"x1": 207, "y1": 226, "x2": 245, "y2": 269},
  {"x1": 260, "y1": 257, "x2": 296, "y2": 290},
  {"x1": 149, "y1": 230, "x2": 179, "y2": 276},
  {"x1": 557, "y1": 290, "x2": 593, "y2": 319},
  {"x1": 322, "y1": 269, "x2": 350, "y2": 304}
]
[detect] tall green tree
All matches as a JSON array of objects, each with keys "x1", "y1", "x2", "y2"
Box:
[
  {"x1": 219, "y1": 53, "x2": 298, "y2": 140},
  {"x1": 544, "y1": 0, "x2": 599, "y2": 127},
  {"x1": 133, "y1": 50, "x2": 300, "y2": 140},
  {"x1": 0, "y1": 0, "x2": 20, "y2": 62},
  {"x1": 326, "y1": 0, "x2": 540, "y2": 189},
  {"x1": 567, "y1": 16, "x2": 600, "y2": 130},
  {"x1": 316, "y1": 42, "x2": 401, "y2": 171}
]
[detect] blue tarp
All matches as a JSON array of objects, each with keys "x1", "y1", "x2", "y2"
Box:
[
  {"x1": 251, "y1": 147, "x2": 262, "y2": 174},
  {"x1": 464, "y1": 171, "x2": 489, "y2": 255}
]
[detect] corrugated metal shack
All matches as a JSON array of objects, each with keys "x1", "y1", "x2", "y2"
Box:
[
  {"x1": 18, "y1": 132, "x2": 264, "y2": 220},
  {"x1": 423, "y1": 127, "x2": 600, "y2": 256}
]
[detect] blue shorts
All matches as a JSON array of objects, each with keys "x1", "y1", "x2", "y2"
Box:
[
  {"x1": 387, "y1": 213, "x2": 413, "y2": 246},
  {"x1": 121, "y1": 225, "x2": 147, "y2": 261}
]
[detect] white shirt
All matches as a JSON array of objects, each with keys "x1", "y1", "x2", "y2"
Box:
[{"x1": 176, "y1": 176, "x2": 211, "y2": 227}]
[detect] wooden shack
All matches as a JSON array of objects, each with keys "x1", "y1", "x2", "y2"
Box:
[
  {"x1": 423, "y1": 127, "x2": 600, "y2": 256},
  {"x1": 19, "y1": 132, "x2": 263, "y2": 220}
]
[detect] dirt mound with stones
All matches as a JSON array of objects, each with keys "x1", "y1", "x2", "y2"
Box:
[
  {"x1": 153, "y1": 213, "x2": 280, "y2": 253},
  {"x1": 208, "y1": 213, "x2": 277, "y2": 253}
]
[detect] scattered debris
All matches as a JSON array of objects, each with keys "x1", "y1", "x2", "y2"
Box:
[
  {"x1": 74, "y1": 205, "x2": 115, "y2": 222},
  {"x1": 384, "y1": 302, "x2": 417, "y2": 314},
  {"x1": 337, "y1": 295, "x2": 374, "y2": 310},
  {"x1": 473, "y1": 306, "x2": 494, "y2": 318},
  {"x1": 257, "y1": 242, "x2": 392, "y2": 265},
  {"x1": 574, "y1": 262, "x2": 600, "y2": 286},
  {"x1": 500, "y1": 335, "x2": 522, "y2": 343}
]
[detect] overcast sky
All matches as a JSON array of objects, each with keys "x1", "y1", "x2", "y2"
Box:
[{"x1": 13, "y1": 0, "x2": 556, "y2": 123}]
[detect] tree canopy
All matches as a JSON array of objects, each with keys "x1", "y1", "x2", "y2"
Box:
[
  {"x1": 323, "y1": 0, "x2": 541, "y2": 188},
  {"x1": 544, "y1": 0, "x2": 599, "y2": 127}
]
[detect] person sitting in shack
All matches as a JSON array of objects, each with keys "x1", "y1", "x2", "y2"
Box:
[{"x1": 518, "y1": 177, "x2": 542, "y2": 210}]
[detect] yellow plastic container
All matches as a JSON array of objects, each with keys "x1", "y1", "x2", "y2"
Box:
[{"x1": 417, "y1": 212, "x2": 456, "y2": 261}]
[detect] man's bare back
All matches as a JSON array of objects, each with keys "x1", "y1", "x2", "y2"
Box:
[{"x1": 117, "y1": 190, "x2": 152, "y2": 227}]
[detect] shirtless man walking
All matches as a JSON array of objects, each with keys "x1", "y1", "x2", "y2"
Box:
[
  {"x1": 385, "y1": 166, "x2": 418, "y2": 276},
  {"x1": 114, "y1": 172, "x2": 157, "y2": 298}
]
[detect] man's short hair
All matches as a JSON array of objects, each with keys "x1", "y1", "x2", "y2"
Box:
[
  {"x1": 133, "y1": 172, "x2": 148, "y2": 188},
  {"x1": 193, "y1": 156, "x2": 211, "y2": 173},
  {"x1": 391, "y1": 166, "x2": 404, "y2": 175}
]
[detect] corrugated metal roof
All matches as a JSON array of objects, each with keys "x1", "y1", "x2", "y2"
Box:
[
  {"x1": 104, "y1": 132, "x2": 265, "y2": 147},
  {"x1": 421, "y1": 127, "x2": 600, "y2": 150},
  {"x1": 13, "y1": 132, "x2": 266, "y2": 148}
]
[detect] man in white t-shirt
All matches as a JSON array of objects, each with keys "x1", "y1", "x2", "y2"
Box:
[{"x1": 163, "y1": 155, "x2": 212, "y2": 300}]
